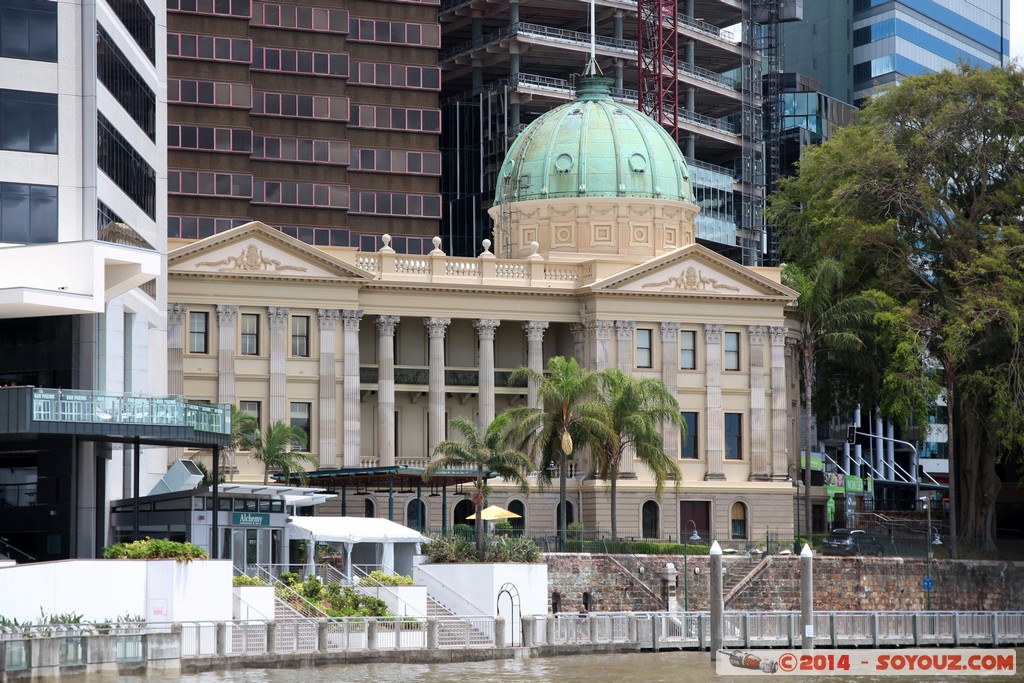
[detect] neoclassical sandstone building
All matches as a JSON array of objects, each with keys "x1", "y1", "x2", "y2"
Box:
[{"x1": 167, "y1": 76, "x2": 800, "y2": 545}]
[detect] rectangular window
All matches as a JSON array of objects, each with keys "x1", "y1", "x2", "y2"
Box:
[
  {"x1": 680, "y1": 330, "x2": 696, "y2": 370},
  {"x1": 240, "y1": 313, "x2": 259, "y2": 355},
  {"x1": 238, "y1": 400, "x2": 260, "y2": 433},
  {"x1": 0, "y1": 89, "x2": 57, "y2": 153},
  {"x1": 636, "y1": 328, "x2": 652, "y2": 368},
  {"x1": 290, "y1": 402, "x2": 311, "y2": 450},
  {"x1": 0, "y1": 0, "x2": 58, "y2": 62},
  {"x1": 724, "y1": 331, "x2": 740, "y2": 371},
  {"x1": 725, "y1": 413, "x2": 742, "y2": 460},
  {"x1": 681, "y1": 412, "x2": 698, "y2": 459},
  {"x1": 0, "y1": 182, "x2": 57, "y2": 243},
  {"x1": 188, "y1": 311, "x2": 208, "y2": 353},
  {"x1": 97, "y1": 114, "x2": 153, "y2": 220},
  {"x1": 97, "y1": 26, "x2": 155, "y2": 139},
  {"x1": 291, "y1": 316, "x2": 309, "y2": 357}
]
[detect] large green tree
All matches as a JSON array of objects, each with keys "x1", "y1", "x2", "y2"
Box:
[
  {"x1": 423, "y1": 416, "x2": 533, "y2": 560},
  {"x1": 782, "y1": 259, "x2": 876, "y2": 535},
  {"x1": 246, "y1": 420, "x2": 317, "y2": 485},
  {"x1": 504, "y1": 357, "x2": 614, "y2": 547},
  {"x1": 594, "y1": 368, "x2": 682, "y2": 539},
  {"x1": 769, "y1": 64, "x2": 1024, "y2": 552}
]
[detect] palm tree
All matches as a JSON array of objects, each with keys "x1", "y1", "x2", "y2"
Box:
[
  {"x1": 504, "y1": 356, "x2": 613, "y2": 550},
  {"x1": 247, "y1": 420, "x2": 318, "y2": 485},
  {"x1": 783, "y1": 258, "x2": 876, "y2": 537},
  {"x1": 423, "y1": 415, "x2": 533, "y2": 560},
  {"x1": 595, "y1": 368, "x2": 682, "y2": 539}
]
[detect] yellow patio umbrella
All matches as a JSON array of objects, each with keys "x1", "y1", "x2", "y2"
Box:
[{"x1": 465, "y1": 504, "x2": 521, "y2": 521}]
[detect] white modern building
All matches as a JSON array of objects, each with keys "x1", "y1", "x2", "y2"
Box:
[{"x1": 0, "y1": 0, "x2": 229, "y2": 563}]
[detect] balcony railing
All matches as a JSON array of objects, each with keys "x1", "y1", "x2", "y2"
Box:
[{"x1": 28, "y1": 388, "x2": 230, "y2": 435}]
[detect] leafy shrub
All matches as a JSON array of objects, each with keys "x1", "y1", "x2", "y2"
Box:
[
  {"x1": 453, "y1": 524, "x2": 475, "y2": 540},
  {"x1": 359, "y1": 570, "x2": 414, "y2": 587},
  {"x1": 103, "y1": 538, "x2": 208, "y2": 562},
  {"x1": 423, "y1": 534, "x2": 476, "y2": 563},
  {"x1": 300, "y1": 575, "x2": 326, "y2": 602},
  {"x1": 232, "y1": 574, "x2": 267, "y2": 587},
  {"x1": 488, "y1": 536, "x2": 541, "y2": 563},
  {"x1": 324, "y1": 583, "x2": 390, "y2": 617},
  {"x1": 279, "y1": 572, "x2": 302, "y2": 588},
  {"x1": 423, "y1": 534, "x2": 542, "y2": 563},
  {"x1": 493, "y1": 521, "x2": 514, "y2": 535}
]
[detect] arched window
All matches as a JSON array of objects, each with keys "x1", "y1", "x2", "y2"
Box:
[
  {"x1": 453, "y1": 499, "x2": 475, "y2": 536},
  {"x1": 642, "y1": 501, "x2": 659, "y2": 539},
  {"x1": 406, "y1": 498, "x2": 426, "y2": 531},
  {"x1": 555, "y1": 501, "x2": 574, "y2": 530},
  {"x1": 731, "y1": 501, "x2": 748, "y2": 540},
  {"x1": 364, "y1": 497, "x2": 375, "y2": 518},
  {"x1": 508, "y1": 499, "x2": 526, "y2": 533}
]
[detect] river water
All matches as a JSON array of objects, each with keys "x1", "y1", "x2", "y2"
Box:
[{"x1": 100, "y1": 650, "x2": 1022, "y2": 682}]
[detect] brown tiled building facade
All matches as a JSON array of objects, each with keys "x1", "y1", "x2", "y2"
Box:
[{"x1": 166, "y1": 0, "x2": 442, "y2": 252}]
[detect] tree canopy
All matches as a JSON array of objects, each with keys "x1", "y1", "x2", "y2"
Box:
[{"x1": 768, "y1": 64, "x2": 1024, "y2": 552}]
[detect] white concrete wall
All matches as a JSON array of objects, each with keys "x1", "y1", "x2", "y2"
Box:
[
  {"x1": 0, "y1": 559, "x2": 232, "y2": 623},
  {"x1": 233, "y1": 586, "x2": 275, "y2": 620},
  {"x1": 414, "y1": 563, "x2": 547, "y2": 645}
]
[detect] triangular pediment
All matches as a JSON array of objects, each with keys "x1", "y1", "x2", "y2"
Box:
[
  {"x1": 591, "y1": 244, "x2": 797, "y2": 300},
  {"x1": 169, "y1": 221, "x2": 373, "y2": 281}
]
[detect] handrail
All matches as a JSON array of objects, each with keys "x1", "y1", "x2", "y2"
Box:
[
  {"x1": 251, "y1": 565, "x2": 331, "y2": 619},
  {"x1": 349, "y1": 565, "x2": 428, "y2": 620},
  {"x1": 0, "y1": 535, "x2": 36, "y2": 563}
]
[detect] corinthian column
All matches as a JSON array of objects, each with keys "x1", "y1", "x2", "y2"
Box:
[
  {"x1": 341, "y1": 310, "x2": 363, "y2": 467},
  {"x1": 660, "y1": 322, "x2": 680, "y2": 456},
  {"x1": 424, "y1": 317, "x2": 451, "y2": 456},
  {"x1": 267, "y1": 307, "x2": 289, "y2": 423},
  {"x1": 474, "y1": 319, "x2": 500, "y2": 431},
  {"x1": 376, "y1": 316, "x2": 400, "y2": 467},
  {"x1": 523, "y1": 321, "x2": 548, "y2": 407},
  {"x1": 586, "y1": 319, "x2": 614, "y2": 371},
  {"x1": 615, "y1": 320, "x2": 637, "y2": 475},
  {"x1": 770, "y1": 326, "x2": 789, "y2": 479},
  {"x1": 167, "y1": 304, "x2": 187, "y2": 397},
  {"x1": 317, "y1": 309, "x2": 340, "y2": 468},
  {"x1": 216, "y1": 305, "x2": 238, "y2": 406},
  {"x1": 704, "y1": 324, "x2": 725, "y2": 480},
  {"x1": 749, "y1": 325, "x2": 770, "y2": 481}
]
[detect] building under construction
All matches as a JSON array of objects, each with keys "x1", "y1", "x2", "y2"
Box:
[{"x1": 440, "y1": 0, "x2": 800, "y2": 263}]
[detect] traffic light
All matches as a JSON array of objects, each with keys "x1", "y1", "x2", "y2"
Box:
[{"x1": 847, "y1": 426, "x2": 856, "y2": 444}]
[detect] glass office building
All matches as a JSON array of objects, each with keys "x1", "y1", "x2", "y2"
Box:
[{"x1": 782, "y1": 0, "x2": 1009, "y2": 105}]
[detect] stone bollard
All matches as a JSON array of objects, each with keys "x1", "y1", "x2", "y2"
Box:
[
  {"x1": 318, "y1": 621, "x2": 330, "y2": 652},
  {"x1": 800, "y1": 544, "x2": 814, "y2": 651},
  {"x1": 266, "y1": 621, "x2": 277, "y2": 655},
  {"x1": 427, "y1": 617, "x2": 439, "y2": 650},
  {"x1": 495, "y1": 616, "x2": 506, "y2": 648},
  {"x1": 522, "y1": 616, "x2": 535, "y2": 647},
  {"x1": 710, "y1": 541, "x2": 723, "y2": 662},
  {"x1": 628, "y1": 613, "x2": 638, "y2": 644},
  {"x1": 659, "y1": 562, "x2": 680, "y2": 612},
  {"x1": 589, "y1": 614, "x2": 598, "y2": 643},
  {"x1": 545, "y1": 615, "x2": 555, "y2": 646},
  {"x1": 215, "y1": 622, "x2": 227, "y2": 656},
  {"x1": 367, "y1": 618, "x2": 378, "y2": 651}
]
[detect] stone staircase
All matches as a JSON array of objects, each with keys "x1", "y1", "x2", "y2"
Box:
[
  {"x1": 722, "y1": 556, "x2": 763, "y2": 597},
  {"x1": 427, "y1": 596, "x2": 492, "y2": 646}
]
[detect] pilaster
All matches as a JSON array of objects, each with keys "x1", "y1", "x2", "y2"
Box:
[{"x1": 317, "y1": 309, "x2": 340, "y2": 468}]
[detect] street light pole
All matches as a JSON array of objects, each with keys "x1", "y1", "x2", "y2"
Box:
[
  {"x1": 789, "y1": 464, "x2": 801, "y2": 553},
  {"x1": 921, "y1": 496, "x2": 932, "y2": 611},
  {"x1": 683, "y1": 520, "x2": 700, "y2": 612}
]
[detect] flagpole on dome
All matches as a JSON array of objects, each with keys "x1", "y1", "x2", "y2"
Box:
[{"x1": 584, "y1": 0, "x2": 602, "y2": 77}]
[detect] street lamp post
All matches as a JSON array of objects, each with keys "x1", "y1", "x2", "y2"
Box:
[
  {"x1": 921, "y1": 496, "x2": 935, "y2": 611},
  {"x1": 683, "y1": 520, "x2": 700, "y2": 612},
  {"x1": 547, "y1": 458, "x2": 565, "y2": 552},
  {"x1": 789, "y1": 464, "x2": 802, "y2": 554}
]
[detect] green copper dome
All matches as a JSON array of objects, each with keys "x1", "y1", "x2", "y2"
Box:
[{"x1": 495, "y1": 76, "x2": 693, "y2": 205}]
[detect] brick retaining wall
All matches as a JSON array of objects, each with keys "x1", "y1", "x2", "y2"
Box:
[{"x1": 546, "y1": 554, "x2": 1024, "y2": 613}]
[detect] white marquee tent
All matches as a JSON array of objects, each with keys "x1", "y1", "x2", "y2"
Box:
[{"x1": 286, "y1": 516, "x2": 429, "y2": 579}]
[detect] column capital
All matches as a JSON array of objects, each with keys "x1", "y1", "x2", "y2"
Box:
[
  {"x1": 704, "y1": 323, "x2": 723, "y2": 344},
  {"x1": 268, "y1": 306, "x2": 290, "y2": 328},
  {"x1": 216, "y1": 305, "x2": 238, "y2": 326},
  {"x1": 375, "y1": 315, "x2": 400, "y2": 336},
  {"x1": 659, "y1": 321, "x2": 680, "y2": 342},
  {"x1": 423, "y1": 317, "x2": 451, "y2": 337},
  {"x1": 569, "y1": 322, "x2": 586, "y2": 342},
  {"x1": 341, "y1": 309, "x2": 364, "y2": 331},
  {"x1": 522, "y1": 320, "x2": 549, "y2": 341},
  {"x1": 770, "y1": 326, "x2": 787, "y2": 346},
  {"x1": 317, "y1": 309, "x2": 340, "y2": 329},
  {"x1": 168, "y1": 303, "x2": 188, "y2": 325},
  {"x1": 748, "y1": 325, "x2": 767, "y2": 344},
  {"x1": 614, "y1": 320, "x2": 635, "y2": 341},
  {"x1": 473, "y1": 319, "x2": 501, "y2": 339},
  {"x1": 587, "y1": 319, "x2": 614, "y2": 339}
]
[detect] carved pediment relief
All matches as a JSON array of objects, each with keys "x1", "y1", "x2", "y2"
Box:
[
  {"x1": 592, "y1": 244, "x2": 797, "y2": 300},
  {"x1": 197, "y1": 243, "x2": 308, "y2": 273},
  {"x1": 169, "y1": 221, "x2": 374, "y2": 280}
]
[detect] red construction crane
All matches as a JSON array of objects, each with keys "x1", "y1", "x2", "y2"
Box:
[{"x1": 637, "y1": 0, "x2": 680, "y2": 141}]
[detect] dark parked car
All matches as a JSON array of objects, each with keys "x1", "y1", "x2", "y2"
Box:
[{"x1": 821, "y1": 528, "x2": 885, "y2": 557}]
